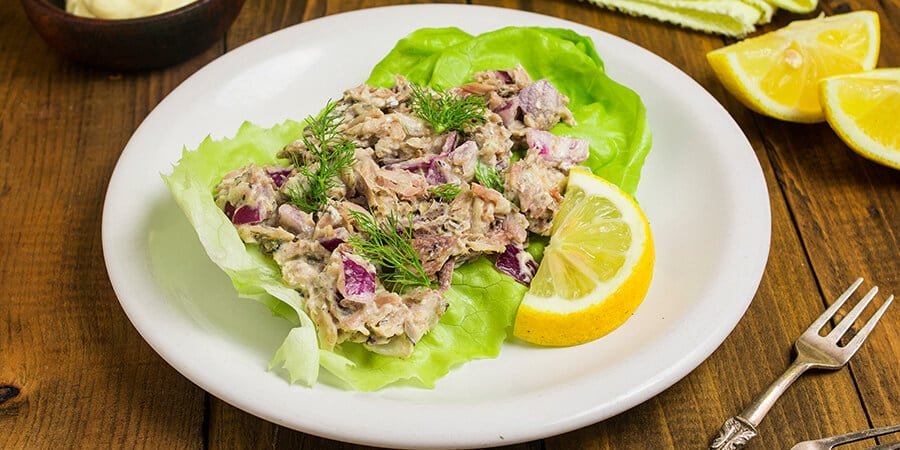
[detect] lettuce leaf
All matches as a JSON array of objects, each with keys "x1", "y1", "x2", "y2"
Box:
[
  {"x1": 162, "y1": 121, "x2": 321, "y2": 386},
  {"x1": 164, "y1": 26, "x2": 650, "y2": 390},
  {"x1": 369, "y1": 27, "x2": 651, "y2": 194}
]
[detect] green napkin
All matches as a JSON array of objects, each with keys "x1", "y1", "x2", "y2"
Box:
[{"x1": 583, "y1": 0, "x2": 785, "y2": 37}]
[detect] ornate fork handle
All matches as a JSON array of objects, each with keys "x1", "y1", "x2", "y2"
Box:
[
  {"x1": 710, "y1": 360, "x2": 811, "y2": 449},
  {"x1": 710, "y1": 417, "x2": 758, "y2": 450}
]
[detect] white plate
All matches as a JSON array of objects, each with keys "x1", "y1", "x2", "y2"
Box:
[{"x1": 102, "y1": 5, "x2": 770, "y2": 449}]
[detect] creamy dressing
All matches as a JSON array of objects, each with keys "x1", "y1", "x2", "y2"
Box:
[{"x1": 66, "y1": 0, "x2": 197, "y2": 19}]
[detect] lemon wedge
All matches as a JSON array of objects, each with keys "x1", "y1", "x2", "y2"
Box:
[
  {"x1": 820, "y1": 69, "x2": 900, "y2": 169},
  {"x1": 513, "y1": 169, "x2": 654, "y2": 347},
  {"x1": 707, "y1": 11, "x2": 880, "y2": 123}
]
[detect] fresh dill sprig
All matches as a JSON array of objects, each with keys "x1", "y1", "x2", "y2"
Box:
[
  {"x1": 409, "y1": 84, "x2": 487, "y2": 134},
  {"x1": 348, "y1": 210, "x2": 432, "y2": 292},
  {"x1": 475, "y1": 162, "x2": 505, "y2": 193},
  {"x1": 285, "y1": 100, "x2": 356, "y2": 213},
  {"x1": 284, "y1": 161, "x2": 319, "y2": 213},
  {"x1": 428, "y1": 183, "x2": 462, "y2": 202}
]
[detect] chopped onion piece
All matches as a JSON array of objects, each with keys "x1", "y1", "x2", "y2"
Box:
[
  {"x1": 495, "y1": 244, "x2": 539, "y2": 286},
  {"x1": 340, "y1": 253, "x2": 376, "y2": 297},
  {"x1": 231, "y1": 205, "x2": 262, "y2": 225}
]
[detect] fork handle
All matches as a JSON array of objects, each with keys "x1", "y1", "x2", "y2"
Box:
[{"x1": 709, "y1": 360, "x2": 812, "y2": 449}]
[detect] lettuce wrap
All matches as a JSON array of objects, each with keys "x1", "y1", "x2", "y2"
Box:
[
  {"x1": 369, "y1": 27, "x2": 651, "y2": 194},
  {"x1": 163, "y1": 27, "x2": 651, "y2": 390}
]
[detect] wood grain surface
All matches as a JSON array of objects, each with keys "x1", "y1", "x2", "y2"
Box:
[{"x1": 0, "y1": 0, "x2": 897, "y2": 448}]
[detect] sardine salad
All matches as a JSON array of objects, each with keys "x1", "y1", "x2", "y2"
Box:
[{"x1": 213, "y1": 66, "x2": 590, "y2": 358}]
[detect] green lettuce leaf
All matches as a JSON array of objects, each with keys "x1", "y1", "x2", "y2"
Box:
[
  {"x1": 369, "y1": 27, "x2": 651, "y2": 194},
  {"x1": 162, "y1": 121, "x2": 321, "y2": 386}
]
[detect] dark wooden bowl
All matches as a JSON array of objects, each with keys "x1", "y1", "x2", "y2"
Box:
[{"x1": 21, "y1": 0, "x2": 245, "y2": 70}]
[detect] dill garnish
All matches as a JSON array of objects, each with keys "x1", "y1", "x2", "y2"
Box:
[
  {"x1": 348, "y1": 210, "x2": 432, "y2": 292},
  {"x1": 410, "y1": 84, "x2": 487, "y2": 134},
  {"x1": 428, "y1": 183, "x2": 462, "y2": 202},
  {"x1": 475, "y1": 162, "x2": 504, "y2": 193},
  {"x1": 285, "y1": 100, "x2": 355, "y2": 213}
]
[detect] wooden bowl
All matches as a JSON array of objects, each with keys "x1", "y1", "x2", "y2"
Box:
[{"x1": 21, "y1": 0, "x2": 245, "y2": 70}]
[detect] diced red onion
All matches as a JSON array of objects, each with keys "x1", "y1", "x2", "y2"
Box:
[
  {"x1": 422, "y1": 132, "x2": 461, "y2": 183},
  {"x1": 319, "y1": 238, "x2": 344, "y2": 252},
  {"x1": 341, "y1": 255, "x2": 376, "y2": 296},
  {"x1": 518, "y1": 80, "x2": 565, "y2": 118},
  {"x1": 266, "y1": 167, "x2": 293, "y2": 188},
  {"x1": 425, "y1": 158, "x2": 449, "y2": 185},
  {"x1": 493, "y1": 97, "x2": 520, "y2": 127},
  {"x1": 495, "y1": 244, "x2": 539, "y2": 286},
  {"x1": 495, "y1": 70, "x2": 513, "y2": 83},
  {"x1": 385, "y1": 155, "x2": 438, "y2": 173},
  {"x1": 525, "y1": 129, "x2": 589, "y2": 169},
  {"x1": 526, "y1": 129, "x2": 552, "y2": 156},
  {"x1": 231, "y1": 206, "x2": 262, "y2": 225},
  {"x1": 223, "y1": 202, "x2": 236, "y2": 220}
]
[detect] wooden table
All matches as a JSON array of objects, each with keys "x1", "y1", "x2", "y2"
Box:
[{"x1": 1, "y1": 0, "x2": 897, "y2": 448}]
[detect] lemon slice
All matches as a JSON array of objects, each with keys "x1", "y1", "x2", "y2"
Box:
[
  {"x1": 820, "y1": 69, "x2": 900, "y2": 169},
  {"x1": 707, "y1": 11, "x2": 880, "y2": 123},
  {"x1": 513, "y1": 169, "x2": 654, "y2": 346}
]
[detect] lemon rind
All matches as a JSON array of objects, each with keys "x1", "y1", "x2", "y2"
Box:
[{"x1": 821, "y1": 69, "x2": 900, "y2": 169}]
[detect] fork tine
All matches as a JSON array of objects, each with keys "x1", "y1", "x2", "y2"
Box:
[
  {"x1": 864, "y1": 442, "x2": 900, "y2": 450},
  {"x1": 830, "y1": 286, "x2": 879, "y2": 341},
  {"x1": 824, "y1": 423, "x2": 900, "y2": 446},
  {"x1": 803, "y1": 278, "x2": 864, "y2": 336},
  {"x1": 841, "y1": 294, "x2": 894, "y2": 357}
]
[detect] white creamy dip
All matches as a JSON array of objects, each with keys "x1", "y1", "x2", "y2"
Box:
[{"x1": 66, "y1": 0, "x2": 198, "y2": 19}]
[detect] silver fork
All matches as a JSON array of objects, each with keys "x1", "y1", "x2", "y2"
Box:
[
  {"x1": 790, "y1": 423, "x2": 900, "y2": 449},
  {"x1": 709, "y1": 278, "x2": 895, "y2": 450}
]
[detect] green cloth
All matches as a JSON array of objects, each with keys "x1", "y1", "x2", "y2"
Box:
[{"x1": 582, "y1": 0, "x2": 784, "y2": 37}]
